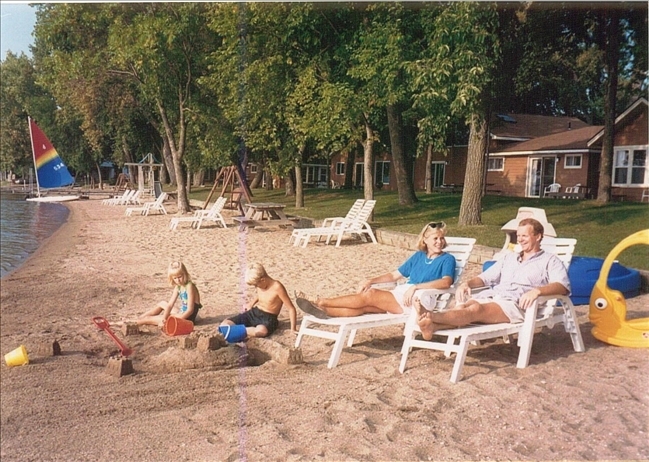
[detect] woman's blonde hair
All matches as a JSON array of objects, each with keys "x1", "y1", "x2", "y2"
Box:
[
  {"x1": 167, "y1": 261, "x2": 190, "y2": 286},
  {"x1": 245, "y1": 262, "x2": 268, "y2": 286},
  {"x1": 416, "y1": 221, "x2": 448, "y2": 252}
]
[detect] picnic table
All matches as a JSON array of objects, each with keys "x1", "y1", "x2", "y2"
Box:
[{"x1": 232, "y1": 202, "x2": 299, "y2": 230}]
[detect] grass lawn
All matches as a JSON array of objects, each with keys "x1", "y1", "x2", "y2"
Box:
[{"x1": 187, "y1": 186, "x2": 649, "y2": 271}]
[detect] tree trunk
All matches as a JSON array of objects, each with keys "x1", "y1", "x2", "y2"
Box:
[
  {"x1": 387, "y1": 104, "x2": 418, "y2": 205},
  {"x1": 264, "y1": 165, "x2": 273, "y2": 190},
  {"x1": 250, "y1": 160, "x2": 264, "y2": 189},
  {"x1": 192, "y1": 168, "x2": 205, "y2": 187},
  {"x1": 344, "y1": 145, "x2": 356, "y2": 189},
  {"x1": 459, "y1": 113, "x2": 489, "y2": 226},
  {"x1": 363, "y1": 115, "x2": 375, "y2": 203},
  {"x1": 96, "y1": 162, "x2": 103, "y2": 190},
  {"x1": 596, "y1": 10, "x2": 620, "y2": 204},
  {"x1": 161, "y1": 137, "x2": 175, "y2": 186},
  {"x1": 121, "y1": 135, "x2": 134, "y2": 164},
  {"x1": 157, "y1": 100, "x2": 189, "y2": 213},
  {"x1": 284, "y1": 172, "x2": 295, "y2": 197},
  {"x1": 425, "y1": 144, "x2": 433, "y2": 194}
]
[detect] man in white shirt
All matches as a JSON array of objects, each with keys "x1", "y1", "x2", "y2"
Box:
[{"x1": 415, "y1": 218, "x2": 570, "y2": 340}]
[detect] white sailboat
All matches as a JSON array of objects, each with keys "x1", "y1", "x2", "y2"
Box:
[{"x1": 26, "y1": 117, "x2": 79, "y2": 202}]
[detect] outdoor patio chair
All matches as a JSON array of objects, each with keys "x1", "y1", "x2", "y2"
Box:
[
  {"x1": 398, "y1": 237, "x2": 584, "y2": 383},
  {"x1": 288, "y1": 199, "x2": 365, "y2": 246},
  {"x1": 125, "y1": 192, "x2": 168, "y2": 216},
  {"x1": 565, "y1": 183, "x2": 582, "y2": 194},
  {"x1": 294, "y1": 236, "x2": 476, "y2": 369},
  {"x1": 291, "y1": 200, "x2": 377, "y2": 248},
  {"x1": 169, "y1": 196, "x2": 227, "y2": 230},
  {"x1": 102, "y1": 189, "x2": 132, "y2": 206},
  {"x1": 543, "y1": 183, "x2": 561, "y2": 197}
]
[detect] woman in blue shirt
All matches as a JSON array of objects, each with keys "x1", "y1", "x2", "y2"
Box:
[{"x1": 296, "y1": 222, "x2": 456, "y2": 318}]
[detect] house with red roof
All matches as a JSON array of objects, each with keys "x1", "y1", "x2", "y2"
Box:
[
  {"x1": 248, "y1": 99, "x2": 648, "y2": 202},
  {"x1": 486, "y1": 98, "x2": 647, "y2": 201}
]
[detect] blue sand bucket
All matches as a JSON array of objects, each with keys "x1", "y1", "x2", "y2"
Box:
[{"x1": 218, "y1": 324, "x2": 247, "y2": 343}]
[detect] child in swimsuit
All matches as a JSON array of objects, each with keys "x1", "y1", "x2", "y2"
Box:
[
  {"x1": 220, "y1": 262, "x2": 297, "y2": 338},
  {"x1": 133, "y1": 261, "x2": 202, "y2": 327}
]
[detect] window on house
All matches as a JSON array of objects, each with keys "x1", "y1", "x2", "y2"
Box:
[
  {"x1": 564, "y1": 155, "x2": 582, "y2": 169},
  {"x1": 303, "y1": 166, "x2": 316, "y2": 184},
  {"x1": 250, "y1": 164, "x2": 258, "y2": 174},
  {"x1": 336, "y1": 162, "x2": 345, "y2": 175},
  {"x1": 487, "y1": 157, "x2": 504, "y2": 171},
  {"x1": 375, "y1": 161, "x2": 390, "y2": 186},
  {"x1": 613, "y1": 147, "x2": 648, "y2": 186}
]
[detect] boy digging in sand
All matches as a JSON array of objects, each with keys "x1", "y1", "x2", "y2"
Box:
[{"x1": 220, "y1": 262, "x2": 298, "y2": 338}]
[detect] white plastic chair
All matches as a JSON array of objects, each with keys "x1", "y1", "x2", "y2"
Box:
[
  {"x1": 102, "y1": 189, "x2": 130, "y2": 206},
  {"x1": 289, "y1": 199, "x2": 364, "y2": 245},
  {"x1": 565, "y1": 183, "x2": 581, "y2": 194},
  {"x1": 641, "y1": 189, "x2": 649, "y2": 203},
  {"x1": 125, "y1": 192, "x2": 167, "y2": 216},
  {"x1": 291, "y1": 200, "x2": 377, "y2": 248},
  {"x1": 169, "y1": 196, "x2": 227, "y2": 230},
  {"x1": 398, "y1": 237, "x2": 584, "y2": 383},
  {"x1": 294, "y1": 236, "x2": 476, "y2": 369},
  {"x1": 543, "y1": 183, "x2": 561, "y2": 197}
]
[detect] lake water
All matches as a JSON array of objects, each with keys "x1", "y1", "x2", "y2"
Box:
[{"x1": 0, "y1": 192, "x2": 70, "y2": 278}]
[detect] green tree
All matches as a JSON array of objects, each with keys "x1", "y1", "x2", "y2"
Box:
[
  {"x1": 413, "y1": 2, "x2": 500, "y2": 226},
  {"x1": 107, "y1": 3, "x2": 216, "y2": 212},
  {"x1": 348, "y1": 3, "x2": 420, "y2": 205},
  {"x1": 0, "y1": 53, "x2": 39, "y2": 175}
]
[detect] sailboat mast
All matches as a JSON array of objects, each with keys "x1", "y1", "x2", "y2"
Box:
[{"x1": 27, "y1": 116, "x2": 40, "y2": 197}]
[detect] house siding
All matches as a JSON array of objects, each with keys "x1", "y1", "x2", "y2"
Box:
[{"x1": 615, "y1": 105, "x2": 648, "y2": 146}]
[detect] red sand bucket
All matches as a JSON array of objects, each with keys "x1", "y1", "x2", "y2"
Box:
[
  {"x1": 164, "y1": 316, "x2": 194, "y2": 336},
  {"x1": 218, "y1": 324, "x2": 247, "y2": 343}
]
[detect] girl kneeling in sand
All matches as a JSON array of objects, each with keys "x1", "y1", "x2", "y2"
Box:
[
  {"x1": 132, "y1": 261, "x2": 202, "y2": 327},
  {"x1": 296, "y1": 221, "x2": 455, "y2": 318}
]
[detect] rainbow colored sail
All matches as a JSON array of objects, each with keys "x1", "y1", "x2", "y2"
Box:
[{"x1": 29, "y1": 117, "x2": 75, "y2": 189}]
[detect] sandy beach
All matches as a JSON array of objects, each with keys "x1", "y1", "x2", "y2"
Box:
[{"x1": 1, "y1": 198, "x2": 648, "y2": 461}]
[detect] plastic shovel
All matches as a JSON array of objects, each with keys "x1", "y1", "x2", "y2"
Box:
[{"x1": 92, "y1": 316, "x2": 134, "y2": 357}]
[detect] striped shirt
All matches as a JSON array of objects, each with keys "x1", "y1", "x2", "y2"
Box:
[{"x1": 475, "y1": 250, "x2": 570, "y2": 303}]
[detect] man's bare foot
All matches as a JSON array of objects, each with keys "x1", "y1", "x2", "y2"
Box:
[{"x1": 414, "y1": 298, "x2": 437, "y2": 341}]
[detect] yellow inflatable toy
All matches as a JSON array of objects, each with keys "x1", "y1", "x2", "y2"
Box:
[{"x1": 590, "y1": 229, "x2": 649, "y2": 348}]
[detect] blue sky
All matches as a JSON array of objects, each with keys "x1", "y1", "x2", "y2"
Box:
[{"x1": 1, "y1": 2, "x2": 37, "y2": 59}]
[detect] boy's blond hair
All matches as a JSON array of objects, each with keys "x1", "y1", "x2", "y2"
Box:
[
  {"x1": 167, "y1": 261, "x2": 190, "y2": 286},
  {"x1": 245, "y1": 262, "x2": 268, "y2": 286}
]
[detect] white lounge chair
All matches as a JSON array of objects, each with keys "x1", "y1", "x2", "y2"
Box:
[
  {"x1": 117, "y1": 189, "x2": 139, "y2": 206},
  {"x1": 125, "y1": 189, "x2": 144, "y2": 205},
  {"x1": 125, "y1": 192, "x2": 168, "y2": 216},
  {"x1": 291, "y1": 200, "x2": 377, "y2": 248},
  {"x1": 169, "y1": 196, "x2": 227, "y2": 230},
  {"x1": 294, "y1": 236, "x2": 476, "y2": 369},
  {"x1": 399, "y1": 237, "x2": 585, "y2": 383},
  {"x1": 102, "y1": 189, "x2": 131, "y2": 206},
  {"x1": 288, "y1": 199, "x2": 365, "y2": 245}
]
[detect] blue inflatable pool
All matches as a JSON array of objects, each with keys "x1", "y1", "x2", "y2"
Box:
[{"x1": 482, "y1": 256, "x2": 641, "y2": 305}]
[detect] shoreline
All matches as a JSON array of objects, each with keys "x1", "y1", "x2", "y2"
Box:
[
  {"x1": 0, "y1": 195, "x2": 72, "y2": 280},
  {"x1": 1, "y1": 198, "x2": 647, "y2": 461}
]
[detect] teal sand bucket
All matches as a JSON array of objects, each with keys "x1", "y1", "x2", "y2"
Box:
[{"x1": 218, "y1": 324, "x2": 248, "y2": 343}]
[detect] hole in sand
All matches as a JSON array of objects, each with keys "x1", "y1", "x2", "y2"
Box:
[{"x1": 141, "y1": 344, "x2": 272, "y2": 374}]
